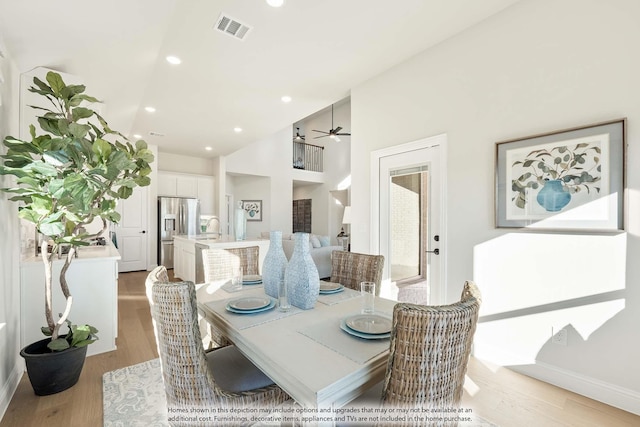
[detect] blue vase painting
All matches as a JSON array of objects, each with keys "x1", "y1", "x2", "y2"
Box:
[
  {"x1": 284, "y1": 233, "x2": 319, "y2": 310},
  {"x1": 536, "y1": 179, "x2": 572, "y2": 212},
  {"x1": 262, "y1": 231, "x2": 288, "y2": 299}
]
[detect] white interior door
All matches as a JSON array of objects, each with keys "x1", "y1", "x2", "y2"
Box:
[
  {"x1": 114, "y1": 186, "x2": 149, "y2": 272},
  {"x1": 378, "y1": 139, "x2": 444, "y2": 304}
]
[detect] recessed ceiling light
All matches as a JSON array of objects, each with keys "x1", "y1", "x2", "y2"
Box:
[
  {"x1": 145, "y1": 106, "x2": 156, "y2": 113},
  {"x1": 133, "y1": 134, "x2": 142, "y2": 139},
  {"x1": 166, "y1": 55, "x2": 182, "y2": 65},
  {"x1": 234, "y1": 127, "x2": 242, "y2": 133},
  {"x1": 281, "y1": 95, "x2": 292, "y2": 103},
  {"x1": 205, "y1": 146, "x2": 213, "y2": 151},
  {"x1": 266, "y1": 0, "x2": 285, "y2": 7}
]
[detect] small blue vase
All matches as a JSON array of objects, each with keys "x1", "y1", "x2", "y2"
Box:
[
  {"x1": 262, "y1": 231, "x2": 288, "y2": 299},
  {"x1": 536, "y1": 179, "x2": 571, "y2": 212},
  {"x1": 284, "y1": 233, "x2": 319, "y2": 310}
]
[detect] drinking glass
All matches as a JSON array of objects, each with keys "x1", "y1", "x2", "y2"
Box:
[
  {"x1": 230, "y1": 267, "x2": 243, "y2": 292},
  {"x1": 278, "y1": 279, "x2": 291, "y2": 312},
  {"x1": 360, "y1": 282, "x2": 375, "y2": 314}
]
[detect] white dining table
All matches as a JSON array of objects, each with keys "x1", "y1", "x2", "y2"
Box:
[{"x1": 196, "y1": 281, "x2": 397, "y2": 409}]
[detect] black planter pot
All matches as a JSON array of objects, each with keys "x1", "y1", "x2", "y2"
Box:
[{"x1": 20, "y1": 336, "x2": 88, "y2": 396}]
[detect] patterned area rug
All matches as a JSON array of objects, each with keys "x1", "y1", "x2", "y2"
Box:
[{"x1": 103, "y1": 358, "x2": 169, "y2": 426}]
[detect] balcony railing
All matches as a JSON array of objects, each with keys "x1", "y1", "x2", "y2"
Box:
[{"x1": 293, "y1": 141, "x2": 324, "y2": 172}]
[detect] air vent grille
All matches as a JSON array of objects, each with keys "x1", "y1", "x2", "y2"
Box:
[
  {"x1": 215, "y1": 13, "x2": 251, "y2": 41},
  {"x1": 149, "y1": 131, "x2": 165, "y2": 137}
]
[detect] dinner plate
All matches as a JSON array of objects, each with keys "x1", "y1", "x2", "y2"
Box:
[
  {"x1": 242, "y1": 274, "x2": 263, "y2": 285},
  {"x1": 227, "y1": 296, "x2": 271, "y2": 311},
  {"x1": 320, "y1": 281, "x2": 342, "y2": 292},
  {"x1": 344, "y1": 314, "x2": 392, "y2": 335},
  {"x1": 225, "y1": 298, "x2": 276, "y2": 314},
  {"x1": 340, "y1": 319, "x2": 390, "y2": 340},
  {"x1": 319, "y1": 287, "x2": 344, "y2": 295}
]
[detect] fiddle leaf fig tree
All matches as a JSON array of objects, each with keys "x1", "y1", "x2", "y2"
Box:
[{"x1": 0, "y1": 71, "x2": 153, "y2": 350}]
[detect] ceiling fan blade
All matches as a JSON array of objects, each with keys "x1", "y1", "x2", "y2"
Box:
[
  {"x1": 312, "y1": 129, "x2": 330, "y2": 134},
  {"x1": 333, "y1": 126, "x2": 342, "y2": 133},
  {"x1": 336, "y1": 132, "x2": 351, "y2": 136},
  {"x1": 313, "y1": 135, "x2": 328, "y2": 139}
]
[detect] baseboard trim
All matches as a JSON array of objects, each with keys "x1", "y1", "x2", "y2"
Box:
[
  {"x1": 511, "y1": 362, "x2": 640, "y2": 416},
  {"x1": 0, "y1": 361, "x2": 24, "y2": 421}
]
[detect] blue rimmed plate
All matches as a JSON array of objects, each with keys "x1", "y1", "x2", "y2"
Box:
[
  {"x1": 339, "y1": 316, "x2": 391, "y2": 340},
  {"x1": 225, "y1": 297, "x2": 276, "y2": 314},
  {"x1": 242, "y1": 274, "x2": 263, "y2": 285},
  {"x1": 319, "y1": 282, "x2": 344, "y2": 294}
]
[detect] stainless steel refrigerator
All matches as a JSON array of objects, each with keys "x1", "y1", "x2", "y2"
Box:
[{"x1": 158, "y1": 197, "x2": 201, "y2": 268}]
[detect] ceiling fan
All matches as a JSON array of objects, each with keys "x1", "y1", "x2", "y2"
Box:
[
  {"x1": 312, "y1": 104, "x2": 351, "y2": 141},
  {"x1": 293, "y1": 127, "x2": 305, "y2": 142}
]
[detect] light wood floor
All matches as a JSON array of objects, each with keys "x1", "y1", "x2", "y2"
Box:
[{"x1": 2, "y1": 270, "x2": 639, "y2": 426}]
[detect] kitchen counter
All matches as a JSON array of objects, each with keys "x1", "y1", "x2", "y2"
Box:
[{"x1": 172, "y1": 235, "x2": 270, "y2": 283}]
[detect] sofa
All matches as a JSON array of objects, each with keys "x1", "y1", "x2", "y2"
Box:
[{"x1": 260, "y1": 232, "x2": 343, "y2": 279}]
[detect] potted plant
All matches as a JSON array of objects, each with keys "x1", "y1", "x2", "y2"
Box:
[
  {"x1": 511, "y1": 142, "x2": 601, "y2": 212},
  {"x1": 0, "y1": 71, "x2": 153, "y2": 395}
]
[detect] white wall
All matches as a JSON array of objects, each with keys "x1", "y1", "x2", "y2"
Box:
[
  {"x1": 351, "y1": 0, "x2": 640, "y2": 413},
  {"x1": 226, "y1": 127, "x2": 293, "y2": 235},
  {"x1": 0, "y1": 47, "x2": 24, "y2": 420}
]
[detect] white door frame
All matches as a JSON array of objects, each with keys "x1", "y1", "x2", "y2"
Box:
[{"x1": 370, "y1": 133, "x2": 448, "y2": 304}]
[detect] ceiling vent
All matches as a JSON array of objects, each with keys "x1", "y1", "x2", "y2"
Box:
[
  {"x1": 149, "y1": 131, "x2": 165, "y2": 137},
  {"x1": 215, "y1": 13, "x2": 251, "y2": 41}
]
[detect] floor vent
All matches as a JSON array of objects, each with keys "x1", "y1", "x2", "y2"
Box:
[{"x1": 215, "y1": 13, "x2": 251, "y2": 41}]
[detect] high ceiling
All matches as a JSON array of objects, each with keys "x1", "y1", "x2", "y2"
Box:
[{"x1": 0, "y1": 0, "x2": 519, "y2": 158}]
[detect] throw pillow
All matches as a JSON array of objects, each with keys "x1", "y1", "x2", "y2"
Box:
[
  {"x1": 310, "y1": 235, "x2": 322, "y2": 248},
  {"x1": 318, "y1": 235, "x2": 331, "y2": 247}
]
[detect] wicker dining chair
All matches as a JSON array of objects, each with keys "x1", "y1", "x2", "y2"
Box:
[
  {"x1": 199, "y1": 246, "x2": 260, "y2": 349},
  {"x1": 144, "y1": 269, "x2": 289, "y2": 423},
  {"x1": 329, "y1": 250, "x2": 384, "y2": 296},
  {"x1": 381, "y1": 280, "x2": 482, "y2": 421},
  {"x1": 202, "y1": 246, "x2": 259, "y2": 282}
]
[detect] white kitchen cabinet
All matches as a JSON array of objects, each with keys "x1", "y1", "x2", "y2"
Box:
[
  {"x1": 173, "y1": 237, "x2": 196, "y2": 283},
  {"x1": 197, "y1": 176, "x2": 215, "y2": 214},
  {"x1": 158, "y1": 172, "x2": 214, "y2": 214}
]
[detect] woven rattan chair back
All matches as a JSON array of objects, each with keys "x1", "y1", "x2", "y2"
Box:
[
  {"x1": 144, "y1": 273, "x2": 288, "y2": 417},
  {"x1": 330, "y1": 250, "x2": 384, "y2": 296},
  {"x1": 202, "y1": 246, "x2": 259, "y2": 283},
  {"x1": 381, "y1": 281, "x2": 481, "y2": 417}
]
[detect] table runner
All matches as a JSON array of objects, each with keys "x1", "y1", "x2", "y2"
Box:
[{"x1": 297, "y1": 314, "x2": 391, "y2": 364}]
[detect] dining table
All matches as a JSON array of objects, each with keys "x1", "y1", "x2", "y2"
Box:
[{"x1": 196, "y1": 279, "x2": 397, "y2": 410}]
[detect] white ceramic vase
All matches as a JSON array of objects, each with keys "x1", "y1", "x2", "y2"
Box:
[
  {"x1": 284, "y1": 232, "x2": 319, "y2": 310},
  {"x1": 262, "y1": 231, "x2": 288, "y2": 299}
]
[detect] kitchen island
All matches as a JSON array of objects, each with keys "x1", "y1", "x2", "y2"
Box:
[
  {"x1": 173, "y1": 235, "x2": 270, "y2": 283},
  {"x1": 20, "y1": 243, "x2": 120, "y2": 356}
]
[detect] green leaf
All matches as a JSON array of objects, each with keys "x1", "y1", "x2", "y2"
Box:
[
  {"x1": 60, "y1": 84, "x2": 86, "y2": 100},
  {"x1": 69, "y1": 123, "x2": 90, "y2": 139},
  {"x1": 43, "y1": 150, "x2": 70, "y2": 167},
  {"x1": 92, "y1": 138, "x2": 112, "y2": 161},
  {"x1": 31, "y1": 77, "x2": 54, "y2": 96},
  {"x1": 46, "y1": 72, "x2": 66, "y2": 95},
  {"x1": 72, "y1": 107, "x2": 94, "y2": 121},
  {"x1": 47, "y1": 337, "x2": 70, "y2": 351},
  {"x1": 41, "y1": 326, "x2": 53, "y2": 336},
  {"x1": 39, "y1": 221, "x2": 65, "y2": 236},
  {"x1": 136, "y1": 148, "x2": 154, "y2": 163},
  {"x1": 29, "y1": 161, "x2": 58, "y2": 177},
  {"x1": 37, "y1": 117, "x2": 62, "y2": 136}
]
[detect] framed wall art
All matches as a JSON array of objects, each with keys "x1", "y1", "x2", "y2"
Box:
[
  {"x1": 242, "y1": 200, "x2": 262, "y2": 221},
  {"x1": 495, "y1": 118, "x2": 626, "y2": 230}
]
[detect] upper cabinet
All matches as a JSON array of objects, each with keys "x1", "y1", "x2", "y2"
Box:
[{"x1": 158, "y1": 171, "x2": 215, "y2": 215}]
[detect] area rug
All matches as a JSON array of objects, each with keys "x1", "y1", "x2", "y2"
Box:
[
  {"x1": 103, "y1": 358, "x2": 169, "y2": 426},
  {"x1": 103, "y1": 358, "x2": 499, "y2": 426}
]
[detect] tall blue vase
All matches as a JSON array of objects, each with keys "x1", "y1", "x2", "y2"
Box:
[
  {"x1": 262, "y1": 231, "x2": 288, "y2": 299},
  {"x1": 285, "y1": 233, "x2": 319, "y2": 310},
  {"x1": 536, "y1": 179, "x2": 571, "y2": 212}
]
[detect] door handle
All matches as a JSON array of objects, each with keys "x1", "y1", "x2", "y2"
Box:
[
  {"x1": 426, "y1": 248, "x2": 439, "y2": 255},
  {"x1": 140, "y1": 230, "x2": 146, "y2": 234}
]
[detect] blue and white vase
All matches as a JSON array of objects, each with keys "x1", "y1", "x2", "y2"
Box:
[
  {"x1": 285, "y1": 232, "x2": 319, "y2": 310},
  {"x1": 262, "y1": 231, "x2": 288, "y2": 299}
]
